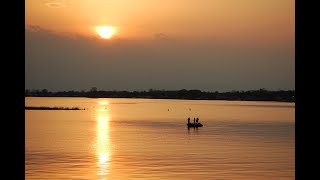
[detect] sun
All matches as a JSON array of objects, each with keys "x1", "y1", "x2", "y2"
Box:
[{"x1": 95, "y1": 26, "x2": 116, "y2": 39}]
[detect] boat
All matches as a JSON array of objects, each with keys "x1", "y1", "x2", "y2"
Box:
[{"x1": 187, "y1": 122, "x2": 203, "y2": 128}]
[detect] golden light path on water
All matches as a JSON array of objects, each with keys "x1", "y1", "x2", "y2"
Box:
[{"x1": 95, "y1": 100, "x2": 111, "y2": 180}]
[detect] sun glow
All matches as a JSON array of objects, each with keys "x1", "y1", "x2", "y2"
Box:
[
  {"x1": 96, "y1": 26, "x2": 116, "y2": 39},
  {"x1": 99, "y1": 101, "x2": 109, "y2": 105}
]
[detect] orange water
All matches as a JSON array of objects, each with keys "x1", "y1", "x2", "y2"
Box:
[{"x1": 25, "y1": 97, "x2": 294, "y2": 179}]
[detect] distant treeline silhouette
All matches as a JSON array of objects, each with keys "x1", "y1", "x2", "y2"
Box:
[{"x1": 25, "y1": 88, "x2": 295, "y2": 102}]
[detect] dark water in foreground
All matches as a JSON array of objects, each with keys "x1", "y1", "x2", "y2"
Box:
[{"x1": 26, "y1": 97, "x2": 294, "y2": 179}]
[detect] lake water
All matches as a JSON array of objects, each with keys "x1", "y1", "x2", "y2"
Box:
[{"x1": 25, "y1": 97, "x2": 295, "y2": 179}]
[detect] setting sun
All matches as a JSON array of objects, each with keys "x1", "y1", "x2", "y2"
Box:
[{"x1": 95, "y1": 26, "x2": 116, "y2": 39}]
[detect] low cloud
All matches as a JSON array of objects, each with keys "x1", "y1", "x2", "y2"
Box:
[
  {"x1": 26, "y1": 25, "x2": 53, "y2": 33},
  {"x1": 43, "y1": 0, "x2": 71, "y2": 8},
  {"x1": 154, "y1": 33, "x2": 169, "y2": 40}
]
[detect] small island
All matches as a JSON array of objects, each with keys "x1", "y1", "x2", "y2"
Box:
[{"x1": 25, "y1": 106, "x2": 85, "y2": 110}]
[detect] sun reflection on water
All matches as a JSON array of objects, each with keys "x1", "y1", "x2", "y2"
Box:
[{"x1": 95, "y1": 103, "x2": 111, "y2": 180}]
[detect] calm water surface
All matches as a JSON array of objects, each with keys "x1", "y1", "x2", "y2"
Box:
[{"x1": 25, "y1": 97, "x2": 295, "y2": 179}]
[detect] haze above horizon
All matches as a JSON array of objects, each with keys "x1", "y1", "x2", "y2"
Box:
[{"x1": 25, "y1": 0, "x2": 294, "y2": 92}]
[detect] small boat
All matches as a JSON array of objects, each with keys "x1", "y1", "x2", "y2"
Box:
[{"x1": 187, "y1": 123, "x2": 203, "y2": 128}]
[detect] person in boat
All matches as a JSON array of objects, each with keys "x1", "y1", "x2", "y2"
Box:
[
  {"x1": 195, "y1": 117, "x2": 198, "y2": 125},
  {"x1": 194, "y1": 117, "x2": 196, "y2": 124},
  {"x1": 187, "y1": 117, "x2": 190, "y2": 125},
  {"x1": 196, "y1": 117, "x2": 199, "y2": 123}
]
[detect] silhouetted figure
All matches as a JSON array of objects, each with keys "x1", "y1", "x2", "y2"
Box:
[
  {"x1": 196, "y1": 117, "x2": 199, "y2": 123},
  {"x1": 194, "y1": 117, "x2": 196, "y2": 124},
  {"x1": 187, "y1": 117, "x2": 190, "y2": 125}
]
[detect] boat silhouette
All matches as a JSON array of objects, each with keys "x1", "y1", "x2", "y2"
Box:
[{"x1": 187, "y1": 122, "x2": 203, "y2": 127}]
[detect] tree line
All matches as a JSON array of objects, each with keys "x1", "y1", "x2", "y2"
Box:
[{"x1": 25, "y1": 88, "x2": 295, "y2": 102}]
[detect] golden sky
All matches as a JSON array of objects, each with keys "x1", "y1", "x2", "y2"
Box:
[
  {"x1": 25, "y1": 0, "x2": 295, "y2": 91},
  {"x1": 26, "y1": 0, "x2": 294, "y2": 43}
]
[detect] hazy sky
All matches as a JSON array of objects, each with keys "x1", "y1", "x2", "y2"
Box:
[{"x1": 25, "y1": 0, "x2": 294, "y2": 92}]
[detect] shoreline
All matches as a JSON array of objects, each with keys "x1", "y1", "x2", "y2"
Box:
[
  {"x1": 25, "y1": 89, "x2": 295, "y2": 102},
  {"x1": 25, "y1": 96, "x2": 295, "y2": 103}
]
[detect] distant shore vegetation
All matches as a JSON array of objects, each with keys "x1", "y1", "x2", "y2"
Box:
[
  {"x1": 25, "y1": 88, "x2": 295, "y2": 102},
  {"x1": 25, "y1": 106, "x2": 85, "y2": 110}
]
